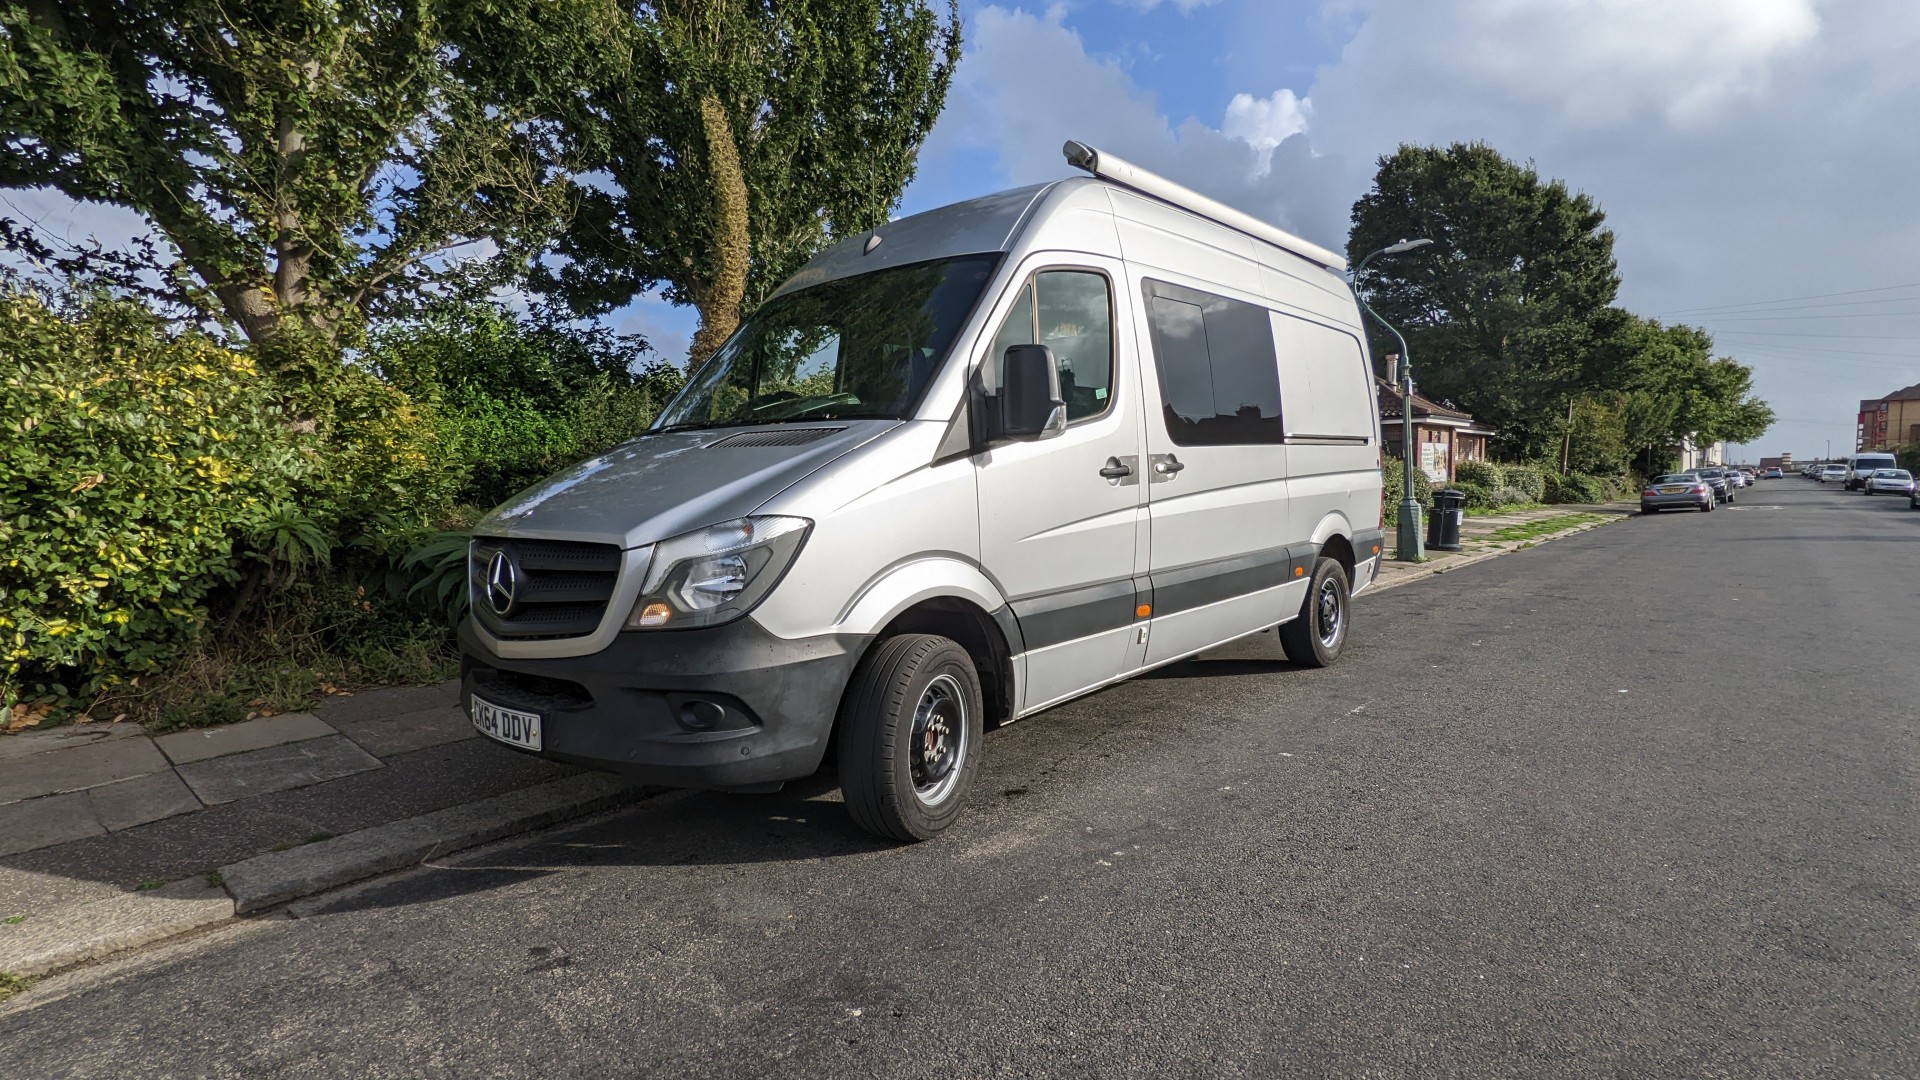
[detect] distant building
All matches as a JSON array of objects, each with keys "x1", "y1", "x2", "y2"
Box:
[
  {"x1": 1856, "y1": 382, "x2": 1920, "y2": 450},
  {"x1": 1376, "y1": 379, "x2": 1494, "y2": 484}
]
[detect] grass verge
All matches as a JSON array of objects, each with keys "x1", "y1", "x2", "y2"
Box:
[{"x1": 1489, "y1": 513, "x2": 1608, "y2": 543}]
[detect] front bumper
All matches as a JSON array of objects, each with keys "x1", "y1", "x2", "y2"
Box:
[
  {"x1": 1641, "y1": 493, "x2": 1709, "y2": 511},
  {"x1": 458, "y1": 618, "x2": 871, "y2": 791}
]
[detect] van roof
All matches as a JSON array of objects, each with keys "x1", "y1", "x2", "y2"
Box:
[{"x1": 774, "y1": 150, "x2": 1349, "y2": 301}]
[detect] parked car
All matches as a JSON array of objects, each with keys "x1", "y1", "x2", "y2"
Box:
[
  {"x1": 1694, "y1": 467, "x2": 1735, "y2": 502},
  {"x1": 1862, "y1": 468, "x2": 1915, "y2": 496},
  {"x1": 1764, "y1": 467, "x2": 1784, "y2": 478},
  {"x1": 1820, "y1": 464, "x2": 1848, "y2": 483},
  {"x1": 456, "y1": 142, "x2": 1386, "y2": 841},
  {"x1": 1724, "y1": 469, "x2": 1748, "y2": 489},
  {"x1": 1640, "y1": 473, "x2": 1714, "y2": 514},
  {"x1": 1845, "y1": 452, "x2": 1899, "y2": 491}
]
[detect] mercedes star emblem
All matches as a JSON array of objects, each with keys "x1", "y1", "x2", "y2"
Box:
[{"x1": 486, "y1": 550, "x2": 520, "y2": 617}]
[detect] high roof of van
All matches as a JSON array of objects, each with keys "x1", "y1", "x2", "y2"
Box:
[
  {"x1": 771, "y1": 174, "x2": 1350, "y2": 303},
  {"x1": 771, "y1": 180, "x2": 1068, "y2": 299}
]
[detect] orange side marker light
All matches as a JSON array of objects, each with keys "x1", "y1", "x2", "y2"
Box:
[{"x1": 1135, "y1": 604, "x2": 1152, "y2": 618}]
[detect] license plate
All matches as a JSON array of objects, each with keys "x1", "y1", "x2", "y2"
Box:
[
  {"x1": 469, "y1": 695, "x2": 542, "y2": 751},
  {"x1": 1659, "y1": 486, "x2": 1684, "y2": 494}
]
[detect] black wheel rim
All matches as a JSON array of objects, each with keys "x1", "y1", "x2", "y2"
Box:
[{"x1": 909, "y1": 674, "x2": 967, "y2": 805}]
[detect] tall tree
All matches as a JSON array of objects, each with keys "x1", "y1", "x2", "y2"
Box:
[
  {"x1": 1602, "y1": 314, "x2": 1775, "y2": 470},
  {"x1": 1348, "y1": 142, "x2": 1627, "y2": 459},
  {"x1": 522, "y1": 0, "x2": 963, "y2": 368},
  {"x1": 0, "y1": 0, "x2": 596, "y2": 358}
]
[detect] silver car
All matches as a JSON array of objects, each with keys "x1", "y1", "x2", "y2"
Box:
[
  {"x1": 1862, "y1": 468, "x2": 1915, "y2": 496},
  {"x1": 1639, "y1": 473, "x2": 1713, "y2": 514}
]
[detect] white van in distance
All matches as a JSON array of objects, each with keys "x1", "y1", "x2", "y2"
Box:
[{"x1": 459, "y1": 141, "x2": 1387, "y2": 841}]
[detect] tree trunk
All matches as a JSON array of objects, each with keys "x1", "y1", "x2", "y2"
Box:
[{"x1": 687, "y1": 93, "x2": 751, "y2": 371}]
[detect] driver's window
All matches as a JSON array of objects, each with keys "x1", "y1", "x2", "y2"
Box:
[{"x1": 988, "y1": 270, "x2": 1114, "y2": 422}]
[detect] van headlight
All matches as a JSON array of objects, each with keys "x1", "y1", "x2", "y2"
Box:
[{"x1": 624, "y1": 516, "x2": 811, "y2": 630}]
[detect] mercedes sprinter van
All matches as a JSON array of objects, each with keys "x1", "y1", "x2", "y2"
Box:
[{"x1": 459, "y1": 141, "x2": 1387, "y2": 840}]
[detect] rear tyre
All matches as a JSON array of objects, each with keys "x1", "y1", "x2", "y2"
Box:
[
  {"x1": 1280, "y1": 557, "x2": 1350, "y2": 668},
  {"x1": 837, "y1": 634, "x2": 983, "y2": 842},
  {"x1": 1699, "y1": 501, "x2": 1712, "y2": 513}
]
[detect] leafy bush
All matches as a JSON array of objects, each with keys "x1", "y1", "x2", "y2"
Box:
[
  {"x1": 369, "y1": 305, "x2": 685, "y2": 507},
  {"x1": 0, "y1": 290, "x2": 305, "y2": 710},
  {"x1": 1544, "y1": 471, "x2": 1631, "y2": 504},
  {"x1": 1501, "y1": 463, "x2": 1550, "y2": 503},
  {"x1": 1454, "y1": 459, "x2": 1504, "y2": 489},
  {"x1": 1452, "y1": 480, "x2": 1495, "y2": 509},
  {"x1": 1381, "y1": 457, "x2": 1434, "y2": 526}
]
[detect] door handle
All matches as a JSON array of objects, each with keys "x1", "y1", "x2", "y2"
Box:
[
  {"x1": 1099, "y1": 458, "x2": 1133, "y2": 480},
  {"x1": 1153, "y1": 455, "x2": 1186, "y2": 475}
]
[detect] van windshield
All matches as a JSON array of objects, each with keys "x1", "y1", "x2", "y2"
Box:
[{"x1": 652, "y1": 255, "x2": 1001, "y2": 431}]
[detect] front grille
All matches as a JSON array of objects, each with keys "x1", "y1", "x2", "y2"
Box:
[
  {"x1": 709, "y1": 427, "x2": 843, "y2": 448},
  {"x1": 470, "y1": 537, "x2": 622, "y2": 640}
]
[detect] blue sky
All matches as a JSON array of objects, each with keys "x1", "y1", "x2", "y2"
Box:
[{"x1": 13, "y1": 0, "x2": 1920, "y2": 459}]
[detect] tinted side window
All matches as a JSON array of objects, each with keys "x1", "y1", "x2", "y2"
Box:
[
  {"x1": 989, "y1": 270, "x2": 1114, "y2": 422},
  {"x1": 1143, "y1": 281, "x2": 1283, "y2": 445}
]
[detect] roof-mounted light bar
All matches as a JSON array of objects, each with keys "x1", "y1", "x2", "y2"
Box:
[{"x1": 1062, "y1": 140, "x2": 1347, "y2": 273}]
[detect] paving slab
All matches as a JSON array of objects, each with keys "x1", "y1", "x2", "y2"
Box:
[
  {"x1": 0, "y1": 737, "x2": 170, "y2": 804},
  {"x1": 312, "y1": 680, "x2": 460, "y2": 726},
  {"x1": 332, "y1": 705, "x2": 476, "y2": 759},
  {"x1": 222, "y1": 771, "x2": 653, "y2": 914},
  {"x1": 0, "y1": 723, "x2": 147, "y2": 765},
  {"x1": 0, "y1": 792, "x2": 105, "y2": 858},
  {"x1": 0, "y1": 876, "x2": 233, "y2": 977},
  {"x1": 154, "y1": 712, "x2": 337, "y2": 765},
  {"x1": 175, "y1": 736, "x2": 381, "y2": 806},
  {"x1": 1, "y1": 739, "x2": 572, "y2": 892},
  {"x1": 88, "y1": 771, "x2": 203, "y2": 832}
]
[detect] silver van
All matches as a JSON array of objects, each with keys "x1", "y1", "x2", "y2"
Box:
[{"x1": 459, "y1": 142, "x2": 1386, "y2": 840}]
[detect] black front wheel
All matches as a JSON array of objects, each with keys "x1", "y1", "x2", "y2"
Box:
[
  {"x1": 1280, "y1": 557, "x2": 1351, "y2": 668},
  {"x1": 837, "y1": 634, "x2": 984, "y2": 842}
]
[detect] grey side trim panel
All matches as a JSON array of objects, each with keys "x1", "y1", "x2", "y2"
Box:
[
  {"x1": 1353, "y1": 527, "x2": 1385, "y2": 555},
  {"x1": 988, "y1": 604, "x2": 1027, "y2": 658},
  {"x1": 1012, "y1": 578, "x2": 1137, "y2": 652},
  {"x1": 1152, "y1": 544, "x2": 1314, "y2": 617}
]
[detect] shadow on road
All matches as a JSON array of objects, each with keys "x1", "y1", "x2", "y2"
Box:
[{"x1": 296, "y1": 772, "x2": 893, "y2": 917}]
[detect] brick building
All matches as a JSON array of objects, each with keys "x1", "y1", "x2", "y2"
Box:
[
  {"x1": 1377, "y1": 378, "x2": 1495, "y2": 484},
  {"x1": 1856, "y1": 381, "x2": 1920, "y2": 450}
]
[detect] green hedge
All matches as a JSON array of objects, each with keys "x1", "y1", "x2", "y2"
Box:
[
  {"x1": 1543, "y1": 471, "x2": 1632, "y2": 504},
  {"x1": 1381, "y1": 457, "x2": 1433, "y2": 526},
  {"x1": 369, "y1": 305, "x2": 685, "y2": 508},
  {"x1": 1, "y1": 293, "x2": 305, "y2": 709}
]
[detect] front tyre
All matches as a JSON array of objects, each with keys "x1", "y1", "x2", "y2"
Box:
[
  {"x1": 837, "y1": 634, "x2": 984, "y2": 842},
  {"x1": 1280, "y1": 557, "x2": 1351, "y2": 668}
]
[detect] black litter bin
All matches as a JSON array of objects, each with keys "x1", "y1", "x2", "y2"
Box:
[{"x1": 1428, "y1": 488, "x2": 1465, "y2": 551}]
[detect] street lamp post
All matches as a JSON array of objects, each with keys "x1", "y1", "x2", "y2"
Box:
[{"x1": 1351, "y1": 238, "x2": 1434, "y2": 562}]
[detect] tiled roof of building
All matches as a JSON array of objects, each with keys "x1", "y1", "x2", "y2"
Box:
[
  {"x1": 1376, "y1": 377, "x2": 1475, "y2": 421},
  {"x1": 1881, "y1": 381, "x2": 1920, "y2": 402}
]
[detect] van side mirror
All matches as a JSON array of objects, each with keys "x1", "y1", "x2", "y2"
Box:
[{"x1": 999, "y1": 344, "x2": 1066, "y2": 441}]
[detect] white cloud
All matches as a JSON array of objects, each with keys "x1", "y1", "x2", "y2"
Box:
[
  {"x1": 1320, "y1": 0, "x2": 1821, "y2": 128},
  {"x1": 1220, "y1": 89, "x2": 1310, "y2": 175},
  {"x1": 1117, "y1": 0, "x2": 1222, "y2": 12},
  {"x1": 934, "y1": 6, "x2": 1346, "y2": 246}
]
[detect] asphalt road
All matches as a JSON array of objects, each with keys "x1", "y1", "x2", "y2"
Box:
[{"x1": 4, "y1": 480, "x2": 1917, "y2": 1078}]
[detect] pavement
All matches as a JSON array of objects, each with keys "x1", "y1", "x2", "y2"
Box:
[
  {"x1": 3, "y1": 478, "x2": 1917, "y2": 1078},
  {"x1": 0, "y1": 681, "x2": 655, "y2": 977},
  {"x1": 1371, "y1": 500, "x2": 1635, "y2": 593}
]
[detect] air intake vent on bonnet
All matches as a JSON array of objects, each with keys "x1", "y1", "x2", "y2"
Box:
[{"x1": 709, "y1": 427, "x2": 843, "y2": 448}]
